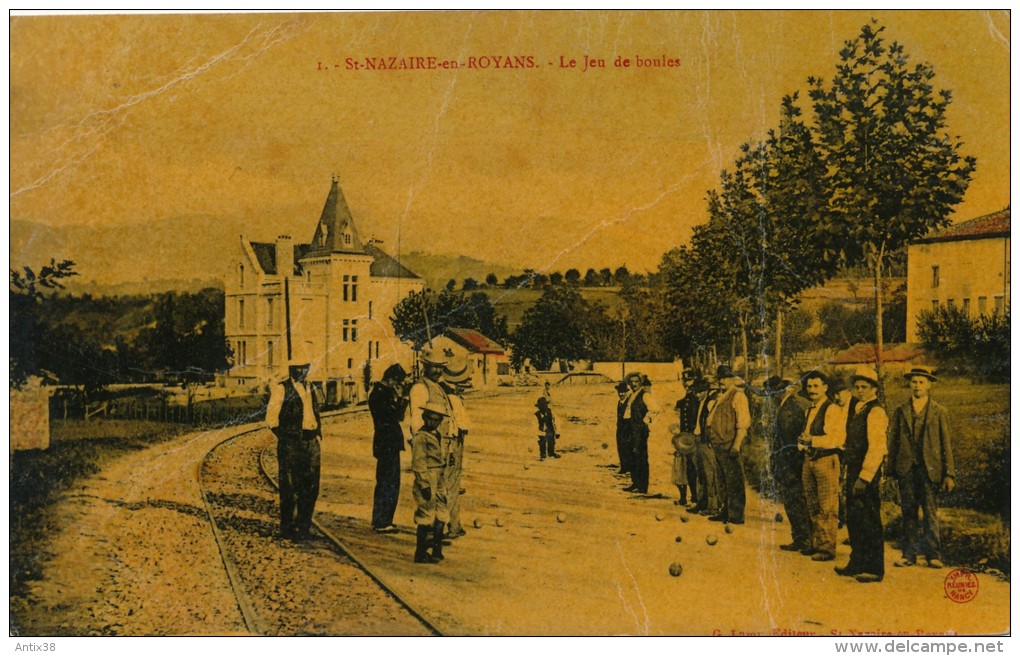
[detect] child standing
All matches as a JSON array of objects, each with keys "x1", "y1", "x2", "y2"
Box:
[
  {"x1": 535, "y1": 397, "x2": 559, "y2": 459},
  {"x1": 411, "y1": 402, "x2": 450, "y2": 564},
  {"x1": 669, "y1": 425, "x2": 698, "y2": 506}
]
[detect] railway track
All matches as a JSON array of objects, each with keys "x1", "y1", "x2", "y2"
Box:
[{"x1": 196, "y1": 418, "x2": 439, "y2": 636}]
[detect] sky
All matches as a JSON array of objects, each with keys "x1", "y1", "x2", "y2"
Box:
[{"x1": 9, "y1": 10, "x2": 1012, "y2": 277}]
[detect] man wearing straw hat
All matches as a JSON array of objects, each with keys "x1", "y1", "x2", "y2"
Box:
[
  {"x1": 836, "y1": 365, "x2": 888, "y2": 583},
  {"x1": 442, "y1": 354, "x2": 473, "y2": 539},
  {"x1": 265, "y1": 347, "x2": 322, "y2": 541},
  {"x1": 887, "y1": 366, "x2": 955, "y2": 569}
]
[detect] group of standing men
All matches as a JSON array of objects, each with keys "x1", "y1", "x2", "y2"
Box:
[
  {"x1": 766, "y1": 364, "x2": 955, "y2": 583},
  {"x1": 367, "y1": 347, "x2": 472, "y2": 564}
]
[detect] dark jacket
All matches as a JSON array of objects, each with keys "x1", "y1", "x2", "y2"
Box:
[
  {"x1": 888, "y1": 398, "x2": 955, "y2": 484},
  {"x1": 369, "y1": 382, "x2": 408, "y2": 457},
  {"x1": 771, "y1": 393, "x2": 809, "y2": 482}
]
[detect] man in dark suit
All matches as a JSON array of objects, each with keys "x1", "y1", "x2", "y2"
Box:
[
  {"x1": 623, "y1": 372, "x2": 653, "y2": 493},
  {"x1": 266, "y1": 356, "x2": 323, "y2": 541},
  {"x1": 615, "y1": 380, "x2": 632, "y2": 475},
  {"x1": 888, "y1": 366, "x2": 955, "y2": 569},
  {"x1": 369, "y1": 363, "x2": 409, "y2": 533},
  {"x1": 764, "y1": 376, "x2": 811, "y2": 552}
]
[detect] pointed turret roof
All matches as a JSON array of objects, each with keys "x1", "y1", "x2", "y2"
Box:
[{"x1": 308, "y1": 177, "x2": 366, "y2": 255}]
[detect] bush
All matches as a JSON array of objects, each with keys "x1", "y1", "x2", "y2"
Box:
[{"x1": 917, "y1": 306, "x2": 1010, "y2": 381}]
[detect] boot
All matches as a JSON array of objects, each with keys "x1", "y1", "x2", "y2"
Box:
[
  {"x1": 414, "y1": 525, "x2": 434, "y2": 563},
  {"x1": 431, "y1": 520, "x2": 445, "y2": 561}
]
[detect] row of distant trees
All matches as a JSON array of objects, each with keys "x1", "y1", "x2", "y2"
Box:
[{"x1": 452, "y1": 265, "x2": 640, "y2": 292}]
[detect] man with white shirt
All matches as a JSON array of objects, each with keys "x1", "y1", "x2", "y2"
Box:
[
  {"x1": 798, "y1": 370, "x2": 846, "y2": 561},
  {"x1": 623, "y1": 372, "x2": 658, "y2": 494},
  {"x1": 836, "y1": 366, "x2": 888, "y2": 583},
  {"x1": 442, "y1": 356, "x2": 473, "y2": 540},
  {"x1": 887, "y1": 366, "x2": 955, "y2": 570},
  {"x1": 265, "y1": 356, "x2": 322, "y2": 541},
  {"x1": 707, "y1": 365, "x2": 750, "y2": 524}
]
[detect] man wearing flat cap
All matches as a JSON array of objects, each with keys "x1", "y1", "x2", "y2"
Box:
[
  {"x1": 836, "y1": 366, "x2": 888, "y2": 583},
  {"x1": 369, "y1": 363, "x2": 409, "y2": 533},
  {"x1": 265, "y1": 352, "x2": 323, "y2": 541},
  {"x1": 887, "y1": 366, "x2": 955, "y2": 569},
  {"x1": 706, "y1": 365, "x2": 750, "y2": 524},
  {"x1": 764, "y1": 376, "x2": 811, "y2": 552}
]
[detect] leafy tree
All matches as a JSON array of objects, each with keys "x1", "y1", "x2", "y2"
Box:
[
  {"x1": 613, "y1": 266, "x2": 630, "y2": 285},
  {"x1": 549, "y1": 271, "x2": 564, "y2": 286},
  {"x1": 445, "y1": 279, "x2": 457, "y2": 292},
  {"x1": 10, "y1": 259, "x2": 78, "y2": 388},
  {"x1": 599, "y1": 267, "x2": 613, "y2": 286},
  {"x1": 509, "y1": 286, "x2": 599, "y2": 370},
  {"x1": 780, "y1": 307, "x2": 816, "y2": 359},
  {"x1": 565, "y1": 268, "x2": 581, "y2": 286},
  {"x1": 462, "y1": 277, "x2": 479, "y2": 291},
  {"x1": 485, "y1": 272, "x2": 499, "y2": 287},
  {"x1": 583, "y1": 268, "x2": 599, "y2": 287},
  {"x1": 531, "y1": 273, "x2": 549, "y2": 288},
  {"x1": 808, "y1": 20, "x2": 975, "y2": 381},
  {"x1": 817, "y1": 301, "x2": 874, "y2": 350},
  {"x1": 391, "y1": 288, "x2": 509, "y2": 350}
]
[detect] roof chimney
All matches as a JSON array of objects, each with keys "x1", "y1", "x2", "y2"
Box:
[{"x1": 276, "y1": 235, "x2": 293, "y2": 276}]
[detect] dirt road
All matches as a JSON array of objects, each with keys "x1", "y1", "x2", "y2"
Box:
[{"x1": 13, "y1": 382, "x2": 1009, "y2": 636}]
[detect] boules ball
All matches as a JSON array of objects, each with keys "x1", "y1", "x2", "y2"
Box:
[
  {"x1": 675, "y1": 535, "x2": 683, "y2": 543},
  {"x1": 724, "y1": 525, "x2": 734, "y2": 534},
  {"x1": 654, "y1": 512, "x2": 664, "y2": 521},
  {"x1": 601, "y1": 442, "x2": 609, "y2": 449},
  {"x1": 473, "y1": 518, "x2": 482, "y2": 529},
  {"x1": 495, "y1": 517, "x2": 504, "y2": 527},
  {"x1": 668, "y1": 562, "x2": 684, "y2": 577},
  {"x1": 556, "y1": 513, "x2": 566, "y2": 523},
  {"x1": 523, "y1": 464, "x2": 530, "y2": 470},
  {"x1": 774, "y1": 513, "x2": 784, "y2": 523},
  {"x1": 706, "y1": 534, "x2": 718, "y2": 545},
  {"x1": 679, "y1": 514, "x2": 690, "y2": 523},
  {"x1": 528, "y1": 447, "x2": 533, "y2": 453}
]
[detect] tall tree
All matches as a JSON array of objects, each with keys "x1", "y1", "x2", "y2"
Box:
[
  {"x1": 10, "y1": 259, "x2": 78, "y2": 387},
  {"x1": 508, "y1": 286, "x2": 599, "y2": 370},
  {"x1": 808, "y1": 21, "x2": 976, "y2": 381}
]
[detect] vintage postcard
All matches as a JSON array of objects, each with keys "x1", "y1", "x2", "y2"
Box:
[{"x1": 8, "y1": 9, "x2": 1011, "y2": 643}]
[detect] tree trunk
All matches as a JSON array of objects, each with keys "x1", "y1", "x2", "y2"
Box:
[
  {"x1": 739, "y1": 314, "x2": 749, "y2": 381},
  {"x1": 874, "y1": 244, "x2": 886, "y2": 399},
  {"x1": 775, "y1": 308, "x2": 784, "y2": 377}
]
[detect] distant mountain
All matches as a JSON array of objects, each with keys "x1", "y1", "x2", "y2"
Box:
[
  {"x1": 10, "y1": 217, "x2": 522, "y2": 297},
  {"x1": 397, "y1": 251, "x2": 520, "y2": 293}
]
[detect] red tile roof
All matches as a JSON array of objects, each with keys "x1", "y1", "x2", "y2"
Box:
[
  {"x1": 446, "y1": 327, "x2": 505, "y2": 354},
  {"x1": 918, "y1": 208, "x2": 1010, "y2": 244},
  {"x1": 829, "y1": 343, "x2": 927, "y2": 365}
]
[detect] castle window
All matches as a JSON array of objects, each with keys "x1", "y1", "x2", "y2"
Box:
[
  {"x1": 345, "y1": 233, "x2": 352, "y2": 245},
  {"x1": 994, "y1": 296, "x2": 1005, "y2": 313},
  {"x1": 931, "y1": 265, "x2": 940, "y2": 288},
  {"x1": 239, "y1": 264, "x2": 245, "y2": 288},
  {"x1": 238, "y1": 299, "x2": 245, "y2": 329},
  {"x1": 978, "y1": 296, "x2": 987, "y2": 314},
  {"x1": 347, "y1": 358, "x2": 353, "y2": 369},
  {"x1": 268, "y1": 341, "x2": 275, "y2": 367},
  {"x1": 375, "y1": 341, "x2": 380, "y2": 360},
  {"x1": 351, "y1": 319, "x2": 358, "y2": 342},
  {"x1": 931, "y1": 300, "x2": 939, "y2": 311},
  {"x1": 343, "y1": 319, "x2": 350, "y2": 342},
  {"x1": 352, "y1": 275, "x2": 358, "y2": 302},
  {"x1": 962, "y1": 298, "x2": 970, "y2": 316},
  {"x1": 343, "y1": 275, "x2": 349, "y2": 302},
  {"x1": 368, "y1": 301, "x2": 373, "y2": 319},
  {"x1": 267, "y1": 298, "x2": 274, "y2": 328}
]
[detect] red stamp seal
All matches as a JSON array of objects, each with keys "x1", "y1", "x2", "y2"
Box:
[{"x1": 944, "y1": 568, "x2": 979, "y2": 603}]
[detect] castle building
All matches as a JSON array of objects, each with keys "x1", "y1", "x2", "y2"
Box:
[
  {"x1": 223, "y1": 178, "x2": 424, "y2": 403},
  {"x1": 905, "y1": 208, "x2": 1010, "y2": 342}
]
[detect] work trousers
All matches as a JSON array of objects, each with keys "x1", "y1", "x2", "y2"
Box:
[
  {"x1": 897, "y1": 465, "x2": 943, "y2": 561},
  {"x1": 413, "y1": 467, "x2": 449, "y2": 527},
  {"x1": 616, "y1": 424, "x2": 633, "y2": 473},
  {"x1": 711, "y1": 444, "x2": 746, "y2": 522},
  {"x1": 845, "y1": 468, "x2": 885, "y2": 576},
  {"x1": 803, "y1": 453, "x2": 840, "y2": 556},
  {"x1": 776, "y1": 463, "x2": 811, "y2": 547},
  {"x1": 371, "y1": 450, "x2": 401, "y2": 529},
  {"x1": 694, "y1": 442, "x2": 721, "y2": 512},
  {"x1": 277, "y1": 433, "x2": 321, "y2": 536},
  {"x1": 630, "y1": 428, "x2": 649, "y2": 492},
  {"x1": 445, "y1": 437, "x2": 465, "y2": 533}
]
